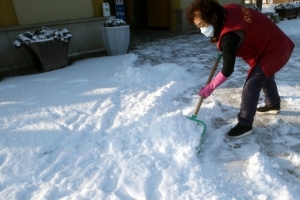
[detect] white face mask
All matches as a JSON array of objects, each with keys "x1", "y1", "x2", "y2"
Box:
[{"x1": 200, "y1": 25, "x2": 214, "y2": 37}]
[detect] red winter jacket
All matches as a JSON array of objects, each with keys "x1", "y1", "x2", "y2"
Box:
[{"x1": 217, "y1": 4, "x2": 294, "y2": 77}]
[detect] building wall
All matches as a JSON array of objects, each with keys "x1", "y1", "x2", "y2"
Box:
[
  {"x1": 12, "y1": 0, "x2": 94, "y2": 25},
  {"x1": 168, "y1": 0, "x2": 181, "y2": 31},
  {"x1": 181, "y1": 0, "x2": 195, "y2": 9},
  {"x1": 92, "y1": 0, "x2": 105, "y2": 17},
  {"x1": 219, "y1": 0, "x2": 243, "y2": 5},
  {"x1": 181, "y1": 0, "x2": 245, "y2": 8},
  {"x1": 0, "y1": 0, "x2": 19, "y2": 27}
]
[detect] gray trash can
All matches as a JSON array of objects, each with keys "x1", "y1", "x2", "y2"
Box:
[
  {"x1": 24, "y1": 39, "x2": 71, "y2": 72},
  {"x1": 100, "y1": 26, "x2": 130, "y2": 56}
]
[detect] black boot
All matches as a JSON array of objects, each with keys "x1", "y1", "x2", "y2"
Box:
[
  {"x1": 226, "y1": 123, "x2": 252, "y2": 139},
  {"x1": 256, "y1": 103, "x2": 280, "y2": 114}
]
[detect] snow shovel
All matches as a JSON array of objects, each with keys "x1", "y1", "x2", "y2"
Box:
[{"x1": 187, "y1": 53, "x2": 222, "y2": 134}]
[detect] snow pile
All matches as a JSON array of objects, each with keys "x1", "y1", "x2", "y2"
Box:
[{"x1": 13, "y1": 27, "x2": 72, "y2": 48}]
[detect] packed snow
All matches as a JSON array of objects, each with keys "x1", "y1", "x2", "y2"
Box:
[{"x1": 0, "y1": 5, "x2": 300, "y2": 200}]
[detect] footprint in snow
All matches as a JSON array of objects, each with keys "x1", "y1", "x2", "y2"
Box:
[
  {"x1": 31, "y1": 78, "x2": 58, "y2": 82},
  {"x1": 0, "y1": 153, "x2": 7, "y2": 167},
  {"x1": 211, "y1": 117, "x2": 232, "y2": 129},
  {"x1": 140, "y1": 160, "x2": 167, "y2": 199},
  {"x1": 65, "y1": 78, "x2": 90, "y2": 84},
  {"x1": 0, "y1": 85, "x2": 18, "y2": 90},
  {"x1": 110, "y1": 140, "x2": 123, "y2": 153},
  {"x1": 155, "y1": 160, "x2": 169, "y2": 171},
  {"x1": 102, "y1": 166, "x2": 122, "y2": 192}
]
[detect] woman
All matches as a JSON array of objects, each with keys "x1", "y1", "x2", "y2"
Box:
[{"x1": 186, "y1": 0, "x2": 294, "y2": 138}]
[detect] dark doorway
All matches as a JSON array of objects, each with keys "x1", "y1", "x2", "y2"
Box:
[
  {"x1": 126, "y1": 0, "x2": 169, "y2": 30},
  {"x1": 131, "y1": 0, "x2": 149, "y2": 29},
  {"x1": 105, "y1": 0, "x2": 116, "y2": 16},
  {"x1": 147, "y1": 0, "x2": 168, "y2": 28}
]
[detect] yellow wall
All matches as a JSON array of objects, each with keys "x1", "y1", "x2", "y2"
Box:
[
  {"x1": 168, "y1": 0, "x2": 181, "y2": 31},
  {"x1": 92, "y1": 0, "x2": 104, "y2": 17},
  {"x1": 12, "y1": 0, "x2": 94, "y2": 25},
  {"x1": 0, "y1": 0, "x2": 19, "y2": 27},
  {"x1": 0, "y1": 0, "x2": 243, "y2": 29},
  {"x1": 181, "y1": 0, "x2": 195, "y2": 9},
  {"x1": 148, "y1": 0, "x2": 168, "y2": 27}
]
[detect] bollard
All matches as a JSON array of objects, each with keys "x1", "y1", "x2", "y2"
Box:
[{"x1": 272, "y1": 13, "x2": 280, "y2": 23}]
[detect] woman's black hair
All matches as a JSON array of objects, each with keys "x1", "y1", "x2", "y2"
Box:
[{"x1": 186, "y1": 0, "x2": 227, "y2": 43}]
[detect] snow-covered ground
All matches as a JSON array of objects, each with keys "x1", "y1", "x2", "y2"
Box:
[{"x1": 0, "y1": 5, "x2": 300, "y2": 200}]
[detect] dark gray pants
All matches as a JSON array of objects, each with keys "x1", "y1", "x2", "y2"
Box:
[{"x1": 238, "y1": 64, "x2": 280, "y2": 126}]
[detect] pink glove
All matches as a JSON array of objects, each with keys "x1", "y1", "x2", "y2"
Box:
[{"x1": 199, "y1": 72, "x2": 228, "y2": 98}]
